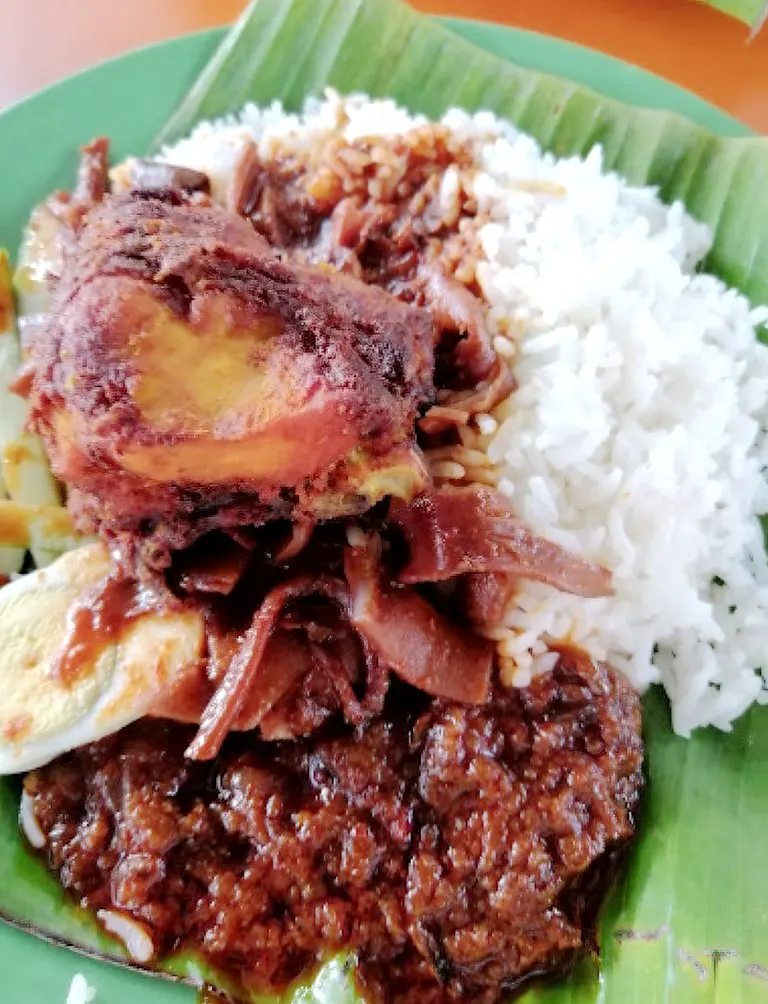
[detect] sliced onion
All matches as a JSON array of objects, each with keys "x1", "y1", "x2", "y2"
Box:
[
  {"x1": 97, "y1": 910, "x2": 155, "y2": 964},
  {"x1": 186, "y1": 575, "x2": 349, "y2": 761},
  {"x1": 344, "y1": 539, "x2": 492, "y2": 704},
  {"x1": 389, "y1": 485, "x2": 613, "y2": 598},
  {"x1": 18, "y1": 790, "x2": 46, "y2": 850}
]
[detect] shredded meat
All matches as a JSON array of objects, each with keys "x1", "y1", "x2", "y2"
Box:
[
  {"x1": 74, "y1": 137, "x2": 110, "y2": 205},
  {"x1": 183, "y1": 531, "x2": 494, "y2": 760},
  {"x1": 227, "y1": 139, "x2": 262, "y2": 216},
  {"x1": 389, "y1": 486, "x2": 613, "y2": 598},
  {"x1": 462, "y1": 571, "x2": 521, "y2": 626},
  {"x1": 226, "y1": 128, "x2": 501, "y2": 386},
  {"x1": 186, "y1": 575, "x2": 351, "y2": 760},
  {"x1": 42, "y1": 136, "x2": 111, "y2": 239},
  {"x1": 345, "y1": 538, "x2": 493, "y2": 705},
  {"x1": 419, "y1": 360, "x2": 517, "y2": 434},
  {"x1": 26, "y1": 650, "x2": 643, "y2": 1004},
  {"x1": 174, "y1": 538, "x2": 252, "y2": 596},
  {"x1": 272, "y1": 519, "x2": 315, "y2": 563},
  {"x1": 419, "y1": 268, "x2": 497, "y2": 383},
  {"x1": 129, "y1": 159, "x2": 211, "y2": 194}
]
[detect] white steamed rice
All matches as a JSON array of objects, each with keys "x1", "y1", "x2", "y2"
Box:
[{"x1": 159, "y1": 91, "x2": 768, "y2": 735}]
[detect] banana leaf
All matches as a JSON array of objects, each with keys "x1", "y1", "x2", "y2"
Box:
[
  {"x1": 696, "y1": 0, "x2": 766, "y2": 26},
  {"x1": 3, "y1": 1, "x2": 768, "y2": 1002},
  {"x1": 156, "y1": 0, "x2": 768, "y2": 313}
]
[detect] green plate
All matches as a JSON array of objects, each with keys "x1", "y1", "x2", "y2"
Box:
[{"x1": 0, "y1": 17, "x2": 756, "y2": 1004}]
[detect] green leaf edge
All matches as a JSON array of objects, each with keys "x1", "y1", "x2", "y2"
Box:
[{"x1": 698, "y1": 0, "x2": 766, "y2": 30}]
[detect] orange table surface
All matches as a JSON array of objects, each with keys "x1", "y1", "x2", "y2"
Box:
[{"x1": 3, "y1": 0, "x2": 768, "y2": 132}]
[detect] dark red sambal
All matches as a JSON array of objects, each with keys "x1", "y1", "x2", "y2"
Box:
[{"x1": 25, "y1": 648, "x2": 642, "y2": 1004}]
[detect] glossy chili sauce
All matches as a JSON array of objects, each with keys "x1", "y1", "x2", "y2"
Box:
[
  {"x1": 25, "y1": 647, "x2": 643, "y2": 1004},
  {"x1": 49, "y1": 574, "x2": 160, "y2": 683}
]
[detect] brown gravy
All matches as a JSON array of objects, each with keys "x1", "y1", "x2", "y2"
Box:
[{"x1": 49, "y1": 575, "x2": 160, "y2": 684}]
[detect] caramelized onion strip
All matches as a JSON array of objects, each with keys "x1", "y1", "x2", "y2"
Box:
[
  {"x1": 419, "y1": 360, "x2": 516, "y2": 435},
  {"x1": 186, "y1": 575, "x2": 349, "y2": 760},
  {"x1": 389, "y1": 486, "x2": 613, "y2": 599},
  {"x1": 389, "y1": 483, "x2": 610, "y2": 598},
  {"x1": 74, "y1": 137, "x2": 110, "y2": 206},
  {"x1": 344, "y1": 540, "x2": 493, "y2": 704},
  {"x1": 422, "y1": 267, "x2": 496, "y2": 382}
]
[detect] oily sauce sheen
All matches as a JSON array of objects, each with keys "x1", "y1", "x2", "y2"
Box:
[
  {"x1": 49, "y1": 575, "x2": 157, "y2": 683},
  {"x1": 26, "y1": 648, "x2": 642, "y2": 1004}
]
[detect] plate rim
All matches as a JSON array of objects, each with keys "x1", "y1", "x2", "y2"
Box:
[{"x1": 0, "y1": 14, "x2": 755, "y2": 1003}]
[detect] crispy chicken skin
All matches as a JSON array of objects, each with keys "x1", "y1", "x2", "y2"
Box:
[{"x1": 24, "y1": 191, "x2": 435, "y2": 563}]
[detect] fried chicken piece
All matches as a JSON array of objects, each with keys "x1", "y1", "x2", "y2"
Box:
[{"x1": 24, "y1": 191, "x2": 435, "y2": 567}]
